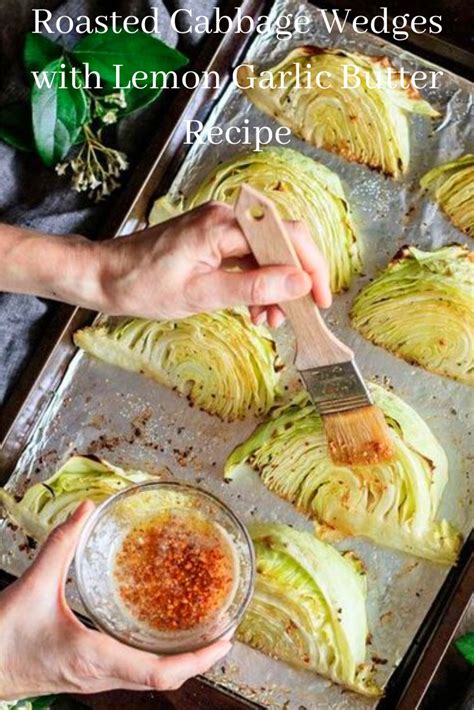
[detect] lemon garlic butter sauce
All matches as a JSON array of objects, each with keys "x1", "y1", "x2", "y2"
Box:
[{"x1": 113, "y1": 509, "x2": 239, "y2": 632}]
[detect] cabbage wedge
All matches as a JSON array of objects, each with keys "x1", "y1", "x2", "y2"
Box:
[
  {"x1": 351, "y1": 245, "x2": 474, "y2": 384},
  {"x1": 239, "y1": 522, "x2": 380, "y2": 696},
  {"x1": 226, "y1": 385, "x2": 461, "y2": 564},
  {"x1": 239, "y1": 47, "x2": 438, "y2": 177},
  {"x1": 150, "y1": 148, "x2": 361, "y2": 292},
  {"x1": 74, "y1": 309, "x2": 282, "y2": 421},
  {"x1": 421, "y1": 154, "x2": 474, "y2": 236},
  {"x1": 0, "y1": 455, "x2": 154, "y2": 542}
]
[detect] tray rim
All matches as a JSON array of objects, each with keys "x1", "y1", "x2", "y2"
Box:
[{"x1": 1, "y1": 1, "x2": 473, "y2": 707}]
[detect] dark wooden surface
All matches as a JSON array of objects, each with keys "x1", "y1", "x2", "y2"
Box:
[
  {"x1": 325, "y1": 0, "x2": 474, "y2": 78},
  {"x1": 76, "y1": 679, "x2": 260, "y2": 710},
  {"x1": 381, "y1": 532, "x2": 474, "y2": 709},
  {"x1": 335, "y1": 0, "x2": 473, "y2": 53}
]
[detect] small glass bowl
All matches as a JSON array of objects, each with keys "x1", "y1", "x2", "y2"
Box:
[{"x1": 75, "y1": 481, "x2": 255, "y2": 654}]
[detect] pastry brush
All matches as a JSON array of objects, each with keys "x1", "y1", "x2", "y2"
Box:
[{"x1": 235, "y1": 184, "x2": 394, "y2": 466}]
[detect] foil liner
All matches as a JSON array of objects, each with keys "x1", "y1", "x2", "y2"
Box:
[{"x1": 1, "y1": 2, "x2": 472, "y2": 707}]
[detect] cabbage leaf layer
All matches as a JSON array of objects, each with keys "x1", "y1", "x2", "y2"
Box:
[
  {"x1": 226, "y1": 385, "x2": 461, "y2": 564},
  {"x1": 239, "y1": 47, "x2": 438, "y2": 177},
  {"x1": 239, "y1": 522, "x2": 380, "y2": 696},
  {"x1": 75, "y1": 309, "x2": 282, "y2": 421},
  {"x1": 421, "y1": 154, "x2": 474, "y2": 237},
  {"x1": 150, "y1": 148, "x2": 361, "y2": 292},
  {"x1": 0, "y1": 455, "x2": 153, "y2": 541},
  {"x1": 351, "y1": 245, "x2": 474, "y2": 384}
]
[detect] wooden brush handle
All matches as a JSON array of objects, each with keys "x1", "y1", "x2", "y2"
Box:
[{"x1": 235, "y1": 184, "x2": 353, "y2": 369}]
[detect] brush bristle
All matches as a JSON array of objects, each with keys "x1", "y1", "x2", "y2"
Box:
[{"x1": 323, "y1": 405, "x2": 394, "y2": 466}]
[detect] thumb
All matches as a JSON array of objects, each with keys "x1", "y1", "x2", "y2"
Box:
[
  {"x1": 96, "y1": 631, "x2": 232, "y2": 690},
  {"x1": 189, "y1": 266, "x2": 312, "y2": 311},
  {"x1": 25, "y1": 500, "x2": 95, "y2": 593}
]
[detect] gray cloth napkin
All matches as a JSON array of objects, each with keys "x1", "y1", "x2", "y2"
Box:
[{"x1": 0, "y1": 0, "x2": 215, "y2": 404}]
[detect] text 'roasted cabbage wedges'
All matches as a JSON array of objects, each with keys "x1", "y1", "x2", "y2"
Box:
[
  {"x1": 150, "y1": 148, "x2": 361, "y2": 293},
  {"x1": 74, "y1": 309, "x2": 282, "y2": 421},
  {"x1": 225, "y1": 385, "x2": 461, "y2": 564},
  {"x1": 351, "y1": 245, "x2": 474, "y2": 384},
  {"x1": 0, "y1": 455, "x2": 154, "y2": 542},
  {"x1": 421, "y1": 154, "x2": 474, "y2": 237},
  {"x1": 238, "y1": 47, "x2": 439, "y2": 177},
  {"x1": 239, "y1": 522, "x2": 380, "y2": 697}
]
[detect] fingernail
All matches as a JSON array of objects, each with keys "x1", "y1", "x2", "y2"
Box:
[
  {"x1": 72, "y1": 499, "x2": 95, "y2": 520},
  {"x1": 214, "y1": 642, "x2": 232, "y2": 659},
  {"x1": 271, "y1": 311, "x2": 286, "y2": 329},
  {"x1": 321, "y1": 290, "x2": 333, "y2": 308},
  {"x1": 222, "y1": 626, "x2": 237, "y2": 641},
  {"x1": 284, "y1": 272, "x2": 310, "y2": 298}
]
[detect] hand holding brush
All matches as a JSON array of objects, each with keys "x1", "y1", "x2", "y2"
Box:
[{"x1": 235, "y1": 184, "x2": 394, "y2": 466}]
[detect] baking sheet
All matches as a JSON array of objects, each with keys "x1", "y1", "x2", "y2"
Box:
[{"x1": 1, "y1": 1, "x2": 473, "y2": 708}]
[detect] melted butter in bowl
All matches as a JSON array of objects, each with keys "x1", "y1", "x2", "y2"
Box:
[
  {"x1": 75, "y1": 481, "x2": 254, "y2": 654},
  {"x1": 114, "y1": 509, "x2": 239, "y2": 633}
]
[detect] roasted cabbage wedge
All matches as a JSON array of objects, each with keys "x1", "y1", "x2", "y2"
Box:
[
  {"x1": 150, "y1": 148, "x2": 361, "y2": 292},
  {"x1": 226, "y1": 385, "x2": 461, "y2": 564},
  {"x1": 421, "y1": 154, "x2": 474, "y2": 237},
  {"x1": 239, "y1": 47, "x2": 439, "y2": 177},
  {"x1": 0, "y1": 455, "x2": 153, "y2": 541},
  {"x1": 351, "y1": 245, "x2": 474, "y2": 384},
  {"x1": 239, "y1": 522, "x2": 380, "y2": 696},
  {"x1": 74, "y1": 309, "x2": 282, "y2": 421}
]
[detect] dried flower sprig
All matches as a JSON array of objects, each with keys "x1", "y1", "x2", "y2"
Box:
[
  {"x1": 55, "y1": 124, "x2": 128, "y2": 202},
  {"x1": 103, "y1": 91, "x2": 128, "y2": 109},
  {"x1": 92, "y1": 90, "x2": 128, "y2": 126},
  {"x1": 0, "y1": 31, "x2": 188, "y2": 201}
]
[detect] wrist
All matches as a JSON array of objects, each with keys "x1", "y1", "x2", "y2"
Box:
[
  {"x1": 91, "y1": 231, "x2": 168, "y2": 317},
  {"x1": 47, "y1": 235, "x2": 105, "y2": 311},
  {"x1": 0, "y1": 224, "x2": 105, "y2": 311}
]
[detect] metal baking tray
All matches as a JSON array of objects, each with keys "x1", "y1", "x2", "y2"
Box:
[{"x1": 1, "y1": 1, "x2": 472, "y2": 708}]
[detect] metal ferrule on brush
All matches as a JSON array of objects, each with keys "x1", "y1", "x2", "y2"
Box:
[{"x1": 300, "y1": 360, "x2": 373, "y2": 416}]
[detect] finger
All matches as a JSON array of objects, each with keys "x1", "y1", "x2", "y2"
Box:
[
  {"x1": 220, "y1": 626, "x2": 237, "y2": 641},
  {"x1": 249, "y1": 305, "x2": 267, "y2": 325},
  {"x1": 267, "y1": 305, "x2": 285, "y2": 329},
  {"x1": 94, "y1": 631, "x2": 231, "y2": 691},
  {"x1": 194, "y1": 203, "x2": 251, "y2": 260},
  {"x1": 26, "y1": 500, "x2": 95, "y2": 593},
  {"x1": 154, "y1": 641, "x2": 232, "y2": 689},
  {"x1": 188, "y1": 266, "x2": 312, "y2": 311},
  {"x1": 284, "y1": 221, "x2": 332, "y2": 308}
]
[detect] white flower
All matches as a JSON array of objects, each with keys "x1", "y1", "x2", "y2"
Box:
[
  {"x1": 104, "y1": 90, "x2": 127, "y2": 109},
  {"x1": 102, "y1": 110, "x2": 118, "y2": 125},
  {"x1": 54, "y1": 125, "x2": 129, "y2": 202}
]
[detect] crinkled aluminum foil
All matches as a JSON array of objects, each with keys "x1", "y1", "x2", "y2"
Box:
[{"x1": 1, "y1": 2, "x2": 472, "y2": 708}]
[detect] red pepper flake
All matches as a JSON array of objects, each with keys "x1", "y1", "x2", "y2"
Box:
[{"x1": 114, "y1": 511, "x2": 234, "y2": 631}]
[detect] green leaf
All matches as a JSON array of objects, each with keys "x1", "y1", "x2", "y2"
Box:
[
  {"x1": 50, "y1": 698, "x2": 89, "y2": 710},
  {"x1": 24, "y1": 32, "x2": 63, "y2": 77},
  {"x1": 455, "y1": 632, "x2": 474, "y2": 665},
  {"x1": 73, "y1": 29, "x2": 188, "y2": 114},
  {"x1": 119, "y1": 85, "x2": 162, "y2": 114},
  {"x1": 31, "y1": 58, "x2": 90, "y2": 166},
  {"x1": 14, "y1": 695, "x2": 86, "y2": 710},
  {"x1": 119, "y1": 84, "x2": 161, "y2": 114},
  {"x1": 30, "y1": 695, "x2": 58, "y2": 709},
  {"x1": 0, "y1": 102, "x2": 35, "y2": 151}
]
